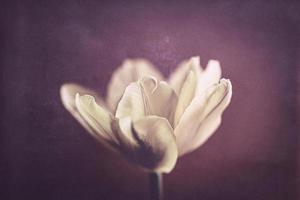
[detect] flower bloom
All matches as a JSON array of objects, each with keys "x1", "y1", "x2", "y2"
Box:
[{"x1": 60, "y1": 57, "x2": 232, "y2": 173}]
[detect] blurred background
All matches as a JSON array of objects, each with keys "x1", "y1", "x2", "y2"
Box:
[{"x1": 2, "y1": 1, "x2": 299, "y2": 200}]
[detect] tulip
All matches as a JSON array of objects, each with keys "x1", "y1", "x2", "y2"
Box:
[{"x1": 60, "y1": 57, "x2": 232, "y2": 200}]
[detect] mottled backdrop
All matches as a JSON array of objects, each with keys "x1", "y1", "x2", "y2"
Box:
[{"x1": 2, "y1": 1, "x2": 299, "y2": 200}]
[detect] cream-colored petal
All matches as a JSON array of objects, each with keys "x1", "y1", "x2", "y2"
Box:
[
  {"x1": 75, "y1": 94, "x2": 118, "y2": 145},
  {"x1": 60, "y1": 83, "x2": 107, "y2": 112},
  {"x1": 139, "y1": 77, "x2": 178, "y2": 125},
  {"x1": 115, "y1": 82, "x2": 146, "y2": 120},
  {"x1": 111, "y1": 117, "x2": 139, "y2": 148},
  {"x1": 189, "y1": 79, "x2": 232, "y2": 152},
  {"x1": 106, "y1": 59, "x2": 164, "y2": 112},
  {"x1": 170, "y1": 58, "x2": 221, "y2": 125},
  {"x1": 173, "y1": 70, "x2": 197, "y2": 126},
  {"x1": 175, "y1": 79, "x2": 232, "y2": 156},
  {"x1": 195, "y1": 60, "x2": 222, "y2": 96},
  {"x1": 168, "y1": 56, "x2": 202, "y2": 95},
  {"x1": 60, "y1": 83, "x2": 107, "y2": 135},
  {"x1": 115, "y1": 76, "x2": 178, "y2": 124},
  {"x1": 113, "y1": 115, "x2": 178, "y2": 173}
]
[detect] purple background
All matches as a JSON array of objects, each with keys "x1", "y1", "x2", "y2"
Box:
[{"x1": 2, "y1": 1, "x2": 299, "y2": 200}]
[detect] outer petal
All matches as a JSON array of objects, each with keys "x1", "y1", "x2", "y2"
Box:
[
  {"x1": 115, "y1": 76, "x2": 178, "y2": 124},
  {"x1": 175, "y1": 79, "x2": 232, "y2": 156},
  {"x1": 168, "y1": 56, "x2": 202, "y2": 95},
  {"x1": 106, "y1": 59, "x2": 164, "y2": 112},
  {"x1": 75, "y1": 94, "x2": 118, "y2": 146},
  {"x1": 60, "y1": 83, "x2": 107, "y2": 136},
  {"x1": 195, "y1": 60, "x2": 222, "y2": 96},
  {"x1": 112, "y1": 116, "x2": 178, "y2": 173}
]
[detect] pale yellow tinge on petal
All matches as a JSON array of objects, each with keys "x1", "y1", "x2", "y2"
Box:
[
  {"x1": 116, "y1": 76, "x2": 178, "y2": 124},
  {"x1": 106, "y1": 59, "x2": 163, "y2": 112},
  {"x1": 175, "y1": 79, "x2": 232, "y2": 156},
  {"x1": 190, "y1": 79, "x2": 232, "y2": 152},
  {"x1": 168, "y1": 56, "x2": 202, "y2": 95},
  {"x1": 60, "y1": 83, "x2": 107, "y2": 113},
  {"x1": 75, "y1": 94, "x2": 117, "y2": 143},
  {"x1": 115, "y1": 82, "x2": 146, "y2": 120},
  {"x1": 173, "y1": 70, "x2": 197, "y2": 126},
  {"x1": 196, "y1": 60, "x2": 222, "y2": 96},
  {"x1": 60, "y1": 83, "x2": 107, "y2": 136},
  {"x1": 139, "y1": 76, "x2": 178, "y2": 125}
]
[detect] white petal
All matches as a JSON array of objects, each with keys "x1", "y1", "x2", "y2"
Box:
[
  {"x1": 60, "y1": 83, "x2": 107, "y2": 135},
  {"x1": 168, "y1": 56, "x2": 202, "y2": 95},
  {"x1": 195, "y1": 60, "x2": 222, "y2": 96},
  {"x1": 138, "y1": 77, "x2": 178, "y2": 125},
  {"x1": 115, "y1": 82, "x2": 146, "y2": 121},
  {"x1": 113, "y1": 116, "x2": 178, "y2": 173},
  {"x1": 106, "y1": 59, "x2": 164, "y2": 112},
  {"x1": 175, "y1": 79, "x2": 232, "y2": 156},
  {"x1": 173, "y1": 70, "x2": 197, "y2": 125},
  {"x1": 112, "y1": 117, "x2": 139, "y2": 147},
  {"x1": 75, "y1": 94, "x2": 118, "y2": 145},
  {"x1": 115, "y1": 76, "x2": 178, "y2": 124}
]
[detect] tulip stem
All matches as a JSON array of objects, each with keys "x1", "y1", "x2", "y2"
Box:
[{"x1": 149, "y1": 172, "x2": 163, "y2": 200}]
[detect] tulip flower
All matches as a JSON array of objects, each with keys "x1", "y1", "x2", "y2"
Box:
[{"x1": 60, "y1": 56, "x2": 232, "y2": 200}]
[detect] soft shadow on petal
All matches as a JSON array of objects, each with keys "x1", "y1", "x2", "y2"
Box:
[
  {"x1": 106, "y1": 59, "x2": 164, "y2": 112},
  {"x1": 113, "y1": 115, "x2": 178, "y2": 173},
  {"x1": 195, "y1": 60, "x2": 222, "y2": 96},
  {"x1": 115, "y1": 82, "x2": 146, "y2": 120},
  {"x1": 168, "y1": 56, "x2": 202, "y2": 95},
  {"x1": 173, "y1": 70, "x2": 197, "y2": 126},
  {"x1": 75, "y1": 94, "x2": 119, "y2": 147},
  {"x1": 60, "y1": 83, "x2": 108, "y2": 136},
  {"x1": 112, "y1": 117, "x2": 140, "y2": 148},
  {"x1": 139, "y1": 76, "x2": 178, "y2": 125},
  {"x1": 175, "y1": 79, "x2": 232, "y2": 156},
  {"x1": 115, "y1": 76, "x2": 178, "y2": 125}
]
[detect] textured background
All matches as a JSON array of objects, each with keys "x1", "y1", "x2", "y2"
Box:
[{"x1": 2, "y1": 1, "x2": 299, "y2": 200}]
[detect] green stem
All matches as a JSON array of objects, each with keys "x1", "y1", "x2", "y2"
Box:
[{"x1": 149, "y1": 172, "x2": 163, "y2": 200}]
